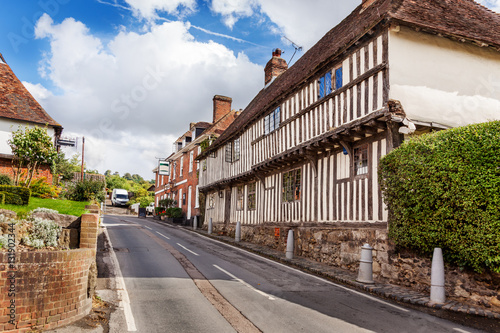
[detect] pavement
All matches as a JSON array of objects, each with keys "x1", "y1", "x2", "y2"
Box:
[
  {"x1": 153, "y1": 218, "x2": 500, "y2": 322},
  {"x1": 47, "y1": 214, "x2": 500, "y2": 332}
]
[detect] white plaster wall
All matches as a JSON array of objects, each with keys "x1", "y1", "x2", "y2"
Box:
[
  {"x1": 389, "y1": 27, "x2": 500, "y2": 127},
  {"x1": 0, "y1": 119, "x2": 56, "y2": 155}
]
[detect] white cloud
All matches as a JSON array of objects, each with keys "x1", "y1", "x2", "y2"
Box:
[
  {"x1": 477, "y1": 0, "x2": 500, "y2": 12},
  {"x1": 209, "y1": 0, "x2": 359, "y2": 49},
  {"x1": 23, "y1": 81, "x2": 53, "y2": 100},
  {"x1": 31, "y1": 14, "x2": 263, "y2": 178}
]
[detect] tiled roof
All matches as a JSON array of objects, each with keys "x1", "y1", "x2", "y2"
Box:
[
  {"x1": 205, "y1": 0, "x2": 500, "y2": 153},
  {"x1": 0, "y1": 54, "x2": 61, "y2": 128}
]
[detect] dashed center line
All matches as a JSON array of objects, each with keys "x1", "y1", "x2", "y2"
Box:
[
  {"x1": 177, "y1": 243, "x2": 199, "y2": 256},
  {"x1": 213, "y1": 264, "x2": 276, "y2": 301},
  {"x1": 156, "y1": 231, "x2": 170, "y2": 240},
  {"x1": 144, "y1": 226, "x2": 152, "y2": 230}
]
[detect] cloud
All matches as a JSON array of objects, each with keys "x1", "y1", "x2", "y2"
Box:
[
  {"x1": 209, "y1": 0, "x2": 359, "y2": 49},
  {"x1": 477, "y1": 0, "x2": 500, "y2": 12},
  {"x1": 30, "y1": 13, "x2": 263, "y2": 178}
]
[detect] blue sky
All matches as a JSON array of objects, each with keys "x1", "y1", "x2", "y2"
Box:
[{"x1": 1, "y1": 0, "x2": 499, "y2": 179}]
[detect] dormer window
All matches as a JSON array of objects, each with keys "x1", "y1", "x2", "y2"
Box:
[{"x1": 264, "y1": 107, "x2": 280, "y2": 135}]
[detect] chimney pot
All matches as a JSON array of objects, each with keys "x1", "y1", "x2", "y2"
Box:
[{"x1": 264, "y1": 48, "x2": 288, "y2": 86}]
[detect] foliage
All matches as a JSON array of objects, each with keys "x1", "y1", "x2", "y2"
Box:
[
  {"x1": 0, "y1": 234, "x2": 8, "y2": 249},
  {"x1": 52, "y1": 152, "x2": 81, "y2": 183},
  {"x1": 379, "y1": 121, "x2": 500, "y2": 273},
  {"x1": 106, "y1": 175, "x2": 131, "y2": 192},
  {"x1": 8, "y1": 126, "x2": 57, "y2": 187},
  {"x1": 165, "y1": 207, "x2": 183, "y2": 218},
  {"x1": 26, "y1": 177, "x2": 61, "y2": 199},
  {"x1": 68, "y1": 179, "x2": 106, "y2": 202},
  {"x1": 158, "y1": 198, "x2": 177, "y2": 208},
  {"x1": 0, "y1": 185, "x2": 30, "y2": 205},
  {"x1": 22, "y1": 217, "x2": 62, "y2": 248},
  {"x1": 0, "y1": 174, "x2": 12, "y2": 185},
  {"x1": 0, "y1": 197, "x2": 89, "y2": 217},
  {"x1": 31, "y1": 207, "x2": 59, "y2": 214},
  {"x1": 155, "y1": 207, "x2": 166, "y2": 215}
]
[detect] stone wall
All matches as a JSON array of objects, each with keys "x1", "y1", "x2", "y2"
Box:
[
  {"x1": 210, "y1": 222, "x2": 500, "y2": 310},
  {"x1": 0, "y1": 213, "x2": 99, "y2": 332}
]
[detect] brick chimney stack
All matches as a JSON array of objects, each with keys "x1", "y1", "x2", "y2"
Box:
[
  {"x1": 264, "y1": 48, "x2": 288, "y2": 86},
  {"x1": 213, "y1": 95, "x2": 232, "y2": 123}
]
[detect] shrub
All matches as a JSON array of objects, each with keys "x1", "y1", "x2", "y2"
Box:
[
  {"x1": 27, "y1": 177, "x2": 61, "y2": 199},
  {"x1": 166, "y1": 207, "x2": 182, "y2": 218},
  {"x1": 379, "y1": 121, "x2": 500, "y2": 273},
  {"x1": 0, "y1": 191, "x2": 23, "y2": 205},
  {"x1": 0, "y1": 174, "x2": 12, "y2": 185},
  {"x1": 155, "y1": 207, "x2": 166, "y2": 215},
  {"x1": 68, "y1": 179, "x2": 105, "y2": 202},
  {"x1": 22, "y1": 217, "x2": 62, "y2": 248},
  {"x1": 31, "y1": 207, "x2": 59, "y2": 214},
  {"x1": 0, "y1": 185, "x2": 30, "y2": 205}
]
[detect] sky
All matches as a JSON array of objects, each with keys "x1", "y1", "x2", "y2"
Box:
[{"x1": 1, "y1": 0, "x2": 499, "y2": 180}]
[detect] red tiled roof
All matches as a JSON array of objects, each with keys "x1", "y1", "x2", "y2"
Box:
[
  {"x1": 0, "y1": 54, "x2": 61, "y2": 128},
  {"x1": 205, "y1": 0, "x2": 500, "y2": 153}
]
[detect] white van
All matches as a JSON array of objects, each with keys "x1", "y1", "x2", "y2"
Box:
[{"x1": 111, "y1": 189, "x2": 129, "y2": 206}]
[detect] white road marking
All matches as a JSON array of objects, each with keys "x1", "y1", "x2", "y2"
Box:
[
  {"x1": 156, "y1": 231, "x2": 170, "y2": 240},
  {"x1": 143, "y1": 226, "x2": 152, "y2": 230},
  {"x1": 103, "y1": 227, "x2": 137, "y2": 331},
  {"x1": 193, "y1": 232, "x2": 409, "y2": 313},
  {"x1": 213, "y1": 264, "x2": 276, "y2": 301},
  {"x1": 453, "y1": 328, "x2": 472, "y2": 333},
  {"x1": 176, "y1": 243, "x2": 199, "y2": 256}
]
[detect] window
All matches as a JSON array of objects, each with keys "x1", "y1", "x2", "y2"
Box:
[
  {"x1": 334, "y1": 66, "x2": 343, "y2": 90},
  {"x1": 225, "y1": 143, "x2": 233, "y2": 163},
  {"x1": 354, "y1": 144, "x2": 368, "y2": 176},
  {"x1": 197, "y1": 147, "x2": 201, "y2": 170},
  {"x1": 318, "y1": 71, "x2": 332, "y2": 99},
  {"x1": 180, "y1": 156, "x2": 184, "y2": 177},
  {"x1": 173, "y1": 162, "x2": 176, "y2": 179},
  {"x1": 225, "y1": 138, "x2": 240, "y2": 163},
  {"x1": 236, "y1": 186, "x2": 244, "y2": 210},
  {"x1": 247, "y1": 182, "x2": 256, "y2": 210},
  {"x1": 264, "y1": 107, "x2": 281, "y2": 135},
  {"x1": 189, "y1": 151, "x2": 194, "y2": 172},
  {"x1": 195, "y1": 185, "x2": 199, "y2": 208},
  {"x1": 282, "y1": 169, "x2": 301, "y2": 202},
  {"x1": 178, "y1": 189, "x2": 182, "y2": 207},
  {"x1": 208, "y1": 193, "x2": 215, "y2": 208},
  {"x1": 202, "y1": 159, "x2": 207, "y2": 171}
]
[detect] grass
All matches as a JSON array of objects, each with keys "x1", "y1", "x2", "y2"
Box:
[{"x1": 0, "y1": 197, "x2": 90, "y2": 217}]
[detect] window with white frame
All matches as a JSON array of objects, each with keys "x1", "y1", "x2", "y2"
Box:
[
  {"x1": 189, "y1": 151, "x2": 194, "y2": 173},
  {"x1": 282, "y1": 168, "x2": 301, "y2": 202},
  {"x1": 264, "y1": 107, "x2": 280, "y2": 135},
  {"x1": 195, "y1": 185, "x2": 199, "y2": 208},
  {"x1": 197, "y1": 147, "x2": 201, "y2": 170},
  {"x1": 354, "y1": 144, "x2": 368, "y2": 176},
  {"x1": 180, "y1": 156, "x2": 184, "y2": 176}
]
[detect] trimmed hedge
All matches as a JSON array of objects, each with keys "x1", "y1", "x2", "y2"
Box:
[
  {"x1": 0, "y1": 185, "x2": 31, "y2": 205},
  {"x1": 379, "y1": 121, "x2": 500, "y2": 273}
]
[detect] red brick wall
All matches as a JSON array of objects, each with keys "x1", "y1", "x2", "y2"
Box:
[
  {"x1": 0, "y1": 214, "x2": 98, "y2": 332},
  {"x1": 0, "y1": 249, "x2": 94, "y2": 332},
  {"x1": 0, "y1": 157, "x2": 53, "y2": 184}
]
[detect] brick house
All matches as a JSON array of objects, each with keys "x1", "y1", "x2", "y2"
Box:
[
  {"x1": 0, "y1": 53, "x2": 63, "y2": 184},
  {"x1": 197, "y1": 0, "x2": 499, "y2": 237},
  {"x1": 154, "y1": 95, "x2": 239, "y2": 223}
]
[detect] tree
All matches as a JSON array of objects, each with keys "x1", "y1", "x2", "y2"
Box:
[
  {"x1": 52, "y1": 152, "x2": 81, "y2": 183},
  {"x1": 8, "y1": 126, "x2": 57, "y2": 187},
  {"x1": 104, "y1": 170, "x2": 112, "y2": 176},
  {"x1": 123, "y1": 172, "x2": 132, "y2": 180}
]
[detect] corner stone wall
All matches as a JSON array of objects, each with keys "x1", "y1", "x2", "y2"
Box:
[
  {"x1": 0, "y1": 213, "x2": 99, "y2": 332},
  {"x1": 211, "y1": 222, "x2": 500, "y2": 310}
]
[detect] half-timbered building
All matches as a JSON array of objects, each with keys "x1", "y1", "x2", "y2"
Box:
[{"x1": 198, "y1": 0, "x2": 500, "y2": 236}]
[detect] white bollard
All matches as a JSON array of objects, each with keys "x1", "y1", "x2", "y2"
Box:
[
  {"x1": 286, "y1": 230, "x2": 294, "y2": 259},
  {"x1": 235, "y1": 221, "x2": 241, "y2": 242},
  {"x1": 208, "y1": 217, "x2": 213, "y2": 235},
  {"x1": 357, "y1": 243, "x2": 374, "y2": 284},
  {"x1": 430, "y1": 247, "x2": 446, "y2": 303},
  {"x1": 193, "y1": 216, "x2": 197, "y2": 230}
]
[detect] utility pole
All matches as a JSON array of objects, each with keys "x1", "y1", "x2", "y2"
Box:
[{"x1": 81, "y1": 136, "x2": 85, "y2": 181}]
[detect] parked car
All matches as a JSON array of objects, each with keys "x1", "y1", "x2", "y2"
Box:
[
  {"x1": 146, "y1": 202, "x2": 155, "y2": 215},
  {"x1": 111, "y1": 188, "x2": 129, "y2": 206}
]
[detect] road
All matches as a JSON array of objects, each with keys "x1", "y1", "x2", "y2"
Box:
[{"x1": 103, "y1": 215, "x2": 484, "y2": 333}]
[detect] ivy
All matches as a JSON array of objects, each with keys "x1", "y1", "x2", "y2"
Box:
[{"x1": 379, "y1": 121, "x2": 500, "y2": 273}]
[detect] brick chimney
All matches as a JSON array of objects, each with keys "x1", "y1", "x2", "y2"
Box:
[
  {"x1": 264, "y1": 48, "x2": 288, "y2": 86},
  {"x1": 213, "y1": 95, "x2": 232, "y2": 123}
]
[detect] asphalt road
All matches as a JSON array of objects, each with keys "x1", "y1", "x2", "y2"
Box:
[{"x1": 103, "y1": 215, "x2": 485, "y2": 333}]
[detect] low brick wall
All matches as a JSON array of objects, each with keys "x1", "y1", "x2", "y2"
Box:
[
  {"x1": 0, "y1": 214, "x2": 99, "y2": 332},
  {"x1": 210, "y1": 222, "x2": 500, "y2": 310}
]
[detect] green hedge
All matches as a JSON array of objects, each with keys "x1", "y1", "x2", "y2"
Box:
[
  {"x1": 379, "y1": 121, "x2": 500, "y2": 273},
  {"x1": 0, "y1": 185, "x2": 31, "y2": 205}
]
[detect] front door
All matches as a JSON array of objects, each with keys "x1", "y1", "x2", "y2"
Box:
[{"x1": 224, "y1": 188, "x2": 231, "y2": 225}]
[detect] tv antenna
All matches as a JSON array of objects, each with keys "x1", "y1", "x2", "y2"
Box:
[{"x1": 283, "y1": 36, "x2": 303, "y2": 64}]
